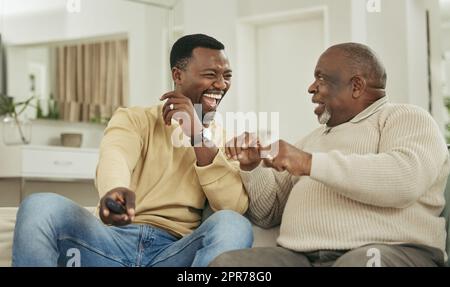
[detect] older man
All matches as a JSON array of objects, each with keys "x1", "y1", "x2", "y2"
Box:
[{"x1": 211, "y1": 43, "x2": 449, "y2": 267}]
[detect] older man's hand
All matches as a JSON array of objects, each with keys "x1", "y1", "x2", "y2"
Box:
[{"x1": 262, "y1": 140, "x2": 312, "y2": 176}]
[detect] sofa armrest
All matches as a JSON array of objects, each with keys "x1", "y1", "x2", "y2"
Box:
[{"x1": 0, "y1": 208, "x2": 18, "y2": 267}]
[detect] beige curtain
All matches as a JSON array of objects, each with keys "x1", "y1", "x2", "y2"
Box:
[{"x1": 55, "y1": 39, "x2": 129, "y2": 123}]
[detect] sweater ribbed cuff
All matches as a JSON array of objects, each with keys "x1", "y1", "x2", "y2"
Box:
[
  {"x1": 240, "y1": 163, "x2": 263, "y2": 182},
  {"x1": 240, "y1": 164, "x2": 273, "y2": 197},
  {"x1": 194, "y1": 150, "x2": 234, "y2": 186}
]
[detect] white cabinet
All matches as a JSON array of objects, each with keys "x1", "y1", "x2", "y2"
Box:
[
  {"x1": 0, "y1": 145, "x2": 99, "y2": 180},
  {"x1": 0, "y1": 146, "x2": 99, "y2": 203}
]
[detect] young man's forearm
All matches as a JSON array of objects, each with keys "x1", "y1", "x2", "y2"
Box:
[{"x1": 194, "y1": 144, "x2": 219, "y2": 167}]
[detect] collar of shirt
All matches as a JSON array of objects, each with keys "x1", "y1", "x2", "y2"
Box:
[
  {"x1": 349, "y1": 96, "x2": 388, "y2": 124},
  {"x1": 322, "y1": 96, "x2": 388, "y2": 134}
]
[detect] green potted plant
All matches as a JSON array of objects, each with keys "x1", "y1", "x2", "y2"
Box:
[
  {"x1": 0, "y1": 94, "x2": 35, "y2": 145},
  {"x1": 36, "y1": 93, "x2": 59, "y2": 120}
]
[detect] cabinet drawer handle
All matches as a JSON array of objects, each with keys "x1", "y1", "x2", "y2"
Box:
[{"x1": 53, "y1": 160, "x2": 73, "y2": 166}]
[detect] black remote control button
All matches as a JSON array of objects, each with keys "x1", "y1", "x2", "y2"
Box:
[{"x1": 105, "y1": 198, "x2": 127, "y2": 214}]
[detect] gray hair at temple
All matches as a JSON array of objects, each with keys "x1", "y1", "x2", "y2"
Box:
[{"x1": 329, "y1": 42, "x2": 387, "y2": 90}]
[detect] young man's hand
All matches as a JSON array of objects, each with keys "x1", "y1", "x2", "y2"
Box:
[
  {"x1": 226, "y1": 133, "x2": 312, "y2": 176},
  {"x1": 225, "y1": 132, "x2": 262, "y2": 171},
  {"x1": 99, "y1": 187, "x2": 136, "y2": 226},
  {"x1": 160, "y1": 91, "x2": 203, "y2": 138}
]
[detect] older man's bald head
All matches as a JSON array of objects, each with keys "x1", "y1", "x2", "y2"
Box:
[{"x1": 326, "y1": 43, "x2": 387, "y2": 90}]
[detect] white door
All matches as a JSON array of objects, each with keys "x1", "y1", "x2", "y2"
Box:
[{"x1": 256, "y1": 15, "x2": 325, "y2": 144}]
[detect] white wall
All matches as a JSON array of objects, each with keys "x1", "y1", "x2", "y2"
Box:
[
  {"x1": 441, "y1": 24, "x2": 450, "y2": 51},
  {"x1": 173, "y1": 0, "x2": 184, "y2": 27},
  {"x1": 365, "y1": 0, "x2": 409, "y2": 105},
  {"x1": 183, "y1": 0, "x2": 239, "y2": 114},
  {"x1": 351, "y1": 0, "x2": 367, "y2": 43},
  {"x1": 238, "y1": 0, "x2": 352, "y2": 45},
  {"x1": 443, "y1": 26, "x2": 450, "y2": 51},
  {"x1": 352, "y1": 0, "x2": 445, "y2": 132},
  {"x1": 406, "y1": 0, "x2": 428, "y2": 109}
]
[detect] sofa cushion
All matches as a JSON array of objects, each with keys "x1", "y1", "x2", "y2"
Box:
[
  {"x1": 0, "y1": 208, "x2": 17, "y2": 267},
  {"x1": 252, "y1": 225, "x2": 279, "y2": 247}
]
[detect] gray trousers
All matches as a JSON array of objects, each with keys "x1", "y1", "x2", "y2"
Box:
[{"x1": 209, "y1": 244, "x2": 445, "y2": 267}]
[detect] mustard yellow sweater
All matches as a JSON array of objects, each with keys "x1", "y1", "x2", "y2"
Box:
[
  {"x1": 96, "y1": 105, "x2": 248, "y2": 237},
  {"x1": 241, "y1": 97, "x2": 449, "y2": 259}
]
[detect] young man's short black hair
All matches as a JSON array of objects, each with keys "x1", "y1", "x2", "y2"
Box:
[{"x1": 170, "y1": 34, "x2": 225, "y2": 70}]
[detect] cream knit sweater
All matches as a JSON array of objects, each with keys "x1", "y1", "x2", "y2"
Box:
[{"x1": 241, "y1": 97, "x2": 449, "y2": 258}]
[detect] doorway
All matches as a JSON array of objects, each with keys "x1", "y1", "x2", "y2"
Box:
[{"x1": 237, "y1": 7, "x2": 328, "y2": 143}]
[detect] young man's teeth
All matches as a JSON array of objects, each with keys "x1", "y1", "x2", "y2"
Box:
[{"x1": 204, "y1": 94, "x2": 222, "y2": 100}]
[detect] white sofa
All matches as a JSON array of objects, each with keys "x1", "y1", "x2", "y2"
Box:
[
  {"x1": 0, "y1": 206, "x2": 278, "y2": 267},
  {"x1": 3, "y1": 191, "x2": 448, "y2": 267}
]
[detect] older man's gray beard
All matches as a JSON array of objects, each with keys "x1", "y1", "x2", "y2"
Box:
[{"x1": 318, "y1": 107, "x2": 331, "y2": 125}]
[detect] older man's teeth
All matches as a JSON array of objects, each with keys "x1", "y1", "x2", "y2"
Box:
[{"x1": 203, "y1": 94, "x2": 222, "y2": 100}]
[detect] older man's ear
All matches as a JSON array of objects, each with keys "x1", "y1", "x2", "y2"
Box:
[{"x1": 351, "y1": 76, "x2": 366, "y2": 99}]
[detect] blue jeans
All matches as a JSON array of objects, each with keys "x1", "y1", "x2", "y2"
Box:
[{"x1": 12, "y1": 193, "x2": 253, "y2": 267}]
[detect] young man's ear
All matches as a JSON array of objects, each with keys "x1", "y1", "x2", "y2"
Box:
[
  {"x1": 351, "y1": 76, "x2": 366, "y2": 99},
  {"x1": 172, "y1": 67, "x2": 183, "y2": 87}
]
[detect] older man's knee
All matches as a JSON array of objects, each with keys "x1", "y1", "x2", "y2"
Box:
[
  {"x1": 209, "y1": 250, "x2": 245, "y2": 267},
  {"x1": 332, "y1": 244, "x2": 436, "y2": 267},
  {"x1": 209, "y1": 247, "x2": 309, "y2": 267}
]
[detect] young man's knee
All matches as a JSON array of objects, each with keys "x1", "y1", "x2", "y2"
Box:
[
  {"x1": 204, "y1": 210, "x2": 253, "y2": 247},
  {"x1": 17, "y1": 193, "x2": 73, "y2": 225},
  {"x1": 207, "y1": 210, "x2": 251, "y2": 229}
]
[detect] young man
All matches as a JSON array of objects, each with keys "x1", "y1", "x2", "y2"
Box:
[
  {"x1": 212, "y1": 43, "x2": 449, "y2": 267},
  {"x1": 12, "y1": 34, "x2": 252, "y2": 267}
]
